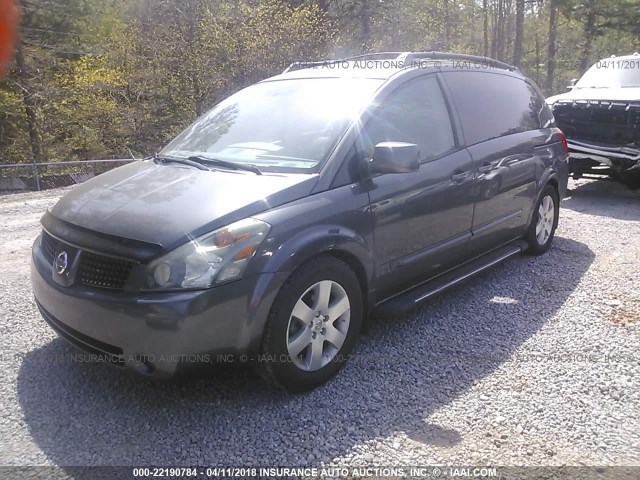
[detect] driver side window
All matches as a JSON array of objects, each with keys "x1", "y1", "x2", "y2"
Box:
[{"x1": 361, "y1": 75, "x2": 456, "y2": 163}]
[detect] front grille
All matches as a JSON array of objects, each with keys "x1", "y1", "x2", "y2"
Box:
[
  {"x1": 40, "y1": 229, "x2": 136, "y2": 290},
  {"x1": 78, "y1": 251, "x2": 135, "y2": 289},
  {"x1": 41, "y1": 231, "x2": 57, "y2": 262},
  {"x1": 553, "y1": 101, "x2": 640, "y2": 145}
]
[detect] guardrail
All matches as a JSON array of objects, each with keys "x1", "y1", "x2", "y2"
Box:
[{"x1": 0, "y1": 158, "x2": 134, "y2": 192}]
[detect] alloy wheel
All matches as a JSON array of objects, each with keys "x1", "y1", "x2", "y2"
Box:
[
  {"x1": 286, "y1": 280, "x2": 351, "y2": 372},
  {"x1": 536, "y1": 195, "x2": 555, "y2": 245}
]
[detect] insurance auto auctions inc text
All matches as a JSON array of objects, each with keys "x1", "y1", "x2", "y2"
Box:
[{"x1": 255, "y1": 466, "x2": 497, "y2": 478}]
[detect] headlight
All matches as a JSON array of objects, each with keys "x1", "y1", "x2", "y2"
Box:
[{"x1": 143, "y1": 218, "x2": 270, "y2": 290}]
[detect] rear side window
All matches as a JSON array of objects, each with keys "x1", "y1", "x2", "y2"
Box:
[
  {"x1": 443, "y1": 71, "x2": 543, "y2": 146},
  {"x1": 360, "y1": 75, "x2": 456, "y2": 162}
]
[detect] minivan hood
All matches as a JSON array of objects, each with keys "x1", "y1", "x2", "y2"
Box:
[
  {"x1": 547, "y1": 87, "x2": 640, "y2": 104},
  {"x1": 49, "y1": 160, "x2": 318, "y2": 250}
]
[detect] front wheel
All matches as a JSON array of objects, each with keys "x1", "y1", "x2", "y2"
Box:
[
  {"x1": 260, "y1": 256, "x2": 363, "y2": 392},
  {"x1": 525, "y1": 184, "x2": 559, "y2": 255}
]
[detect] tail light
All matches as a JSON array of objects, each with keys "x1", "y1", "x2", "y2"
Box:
[{"x1": 558, "y1": 130, "x2": 570, "y2": 158}]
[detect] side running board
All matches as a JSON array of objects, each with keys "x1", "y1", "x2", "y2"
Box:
[{"x1": 374, "y1": 240, "x2": 528, "y2": 316}]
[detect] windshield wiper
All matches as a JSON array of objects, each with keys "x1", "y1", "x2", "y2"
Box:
[
  {"x1": 188, "y1": 155, "x2": 262, "y2": 175},
  {"x1": 154, "y1": 154, "x2": 210, "y2": 171}
]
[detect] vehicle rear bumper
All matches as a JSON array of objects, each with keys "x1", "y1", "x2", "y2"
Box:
[{"x1": 31, "y1": 236, "x2": 288, "y2": 379}]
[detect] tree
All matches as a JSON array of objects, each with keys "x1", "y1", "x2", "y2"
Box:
[
  {"x1": 13, "y1": 41, "x2": 41, "y2": 164},
  {"x1": 558, "y1": 0, "x2": 635, "y2": 74},
  {"x1": 483, "y1": 0, "x2": 489, "y2": 56},
  {"x1": 4, "y1": 0, "x2": 117, "y2": 163},
  {"x1": 546, "y1": 0, "x2": 559, "y2": 92},
  {"x1": 513, "y1": 0, "x2": 525, "y2": 66},
  {"x1": 2, "y1": 0, "x2": 640, "y2": 169},
  {"x1": 0, "y1": 0, "x2": 19, "y2": 75}
]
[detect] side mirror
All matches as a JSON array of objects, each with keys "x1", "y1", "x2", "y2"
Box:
[
  {"x1": 567, "y1": 78, "x2": 577, "y2": 90},
  {"x1": 370, "y1": 142, "x2": 419, "y2": 174}
]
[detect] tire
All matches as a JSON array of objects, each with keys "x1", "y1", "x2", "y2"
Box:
[
  {"x1": 621, "y1": 172, "x2": 640, "y2": 191},
  {"x1": 260, "y1": 255, "x2": 363, "y2": 392},
  {"x1": 525, "y1": 184, "x2": 559, "y2": 255}
]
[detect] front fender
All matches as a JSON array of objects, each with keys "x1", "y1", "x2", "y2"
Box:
[
  {"x1": 264, "y1": 224, "x2": 374, "y2": 283},
  {"x1": 249, "y1": 183, "x2": 376, "y2": 325},
  {"x1": 244, "y1": 225, "x2": 376, "y2": 342}
]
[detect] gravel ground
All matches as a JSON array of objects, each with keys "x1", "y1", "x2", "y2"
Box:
[{"x1": 0, "y1": 179, "x2": 638, "y2": 470}]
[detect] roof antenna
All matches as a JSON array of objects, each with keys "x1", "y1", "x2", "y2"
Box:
[{"x1": 396, "y1": 52, "x2": 414, "y2": 67}]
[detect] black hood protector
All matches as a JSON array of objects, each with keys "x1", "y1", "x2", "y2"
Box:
[{"x1": 48, "y1": 160, "x2": 318, "y2": 254}]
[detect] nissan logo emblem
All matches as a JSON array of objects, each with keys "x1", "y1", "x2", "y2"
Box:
[{"x1": 54, "y1": 251, "x2": 68, "y2": 275}]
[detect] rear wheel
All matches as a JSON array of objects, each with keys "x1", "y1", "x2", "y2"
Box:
[
  {"x1": 525, "y1": 184, "x2": 559, "y2": 255},
  {"x1": 260, "y1": 256, "x2": 362, "y2": 392}
]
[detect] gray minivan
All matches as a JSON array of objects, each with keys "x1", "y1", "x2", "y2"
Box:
[{"x1": 31, "y1": 52, "x2": 569, "y2": 391}]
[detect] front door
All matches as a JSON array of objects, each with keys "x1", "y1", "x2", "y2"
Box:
[{"x1": 360, "y1": 75, "x2": 476, "y2": 299}]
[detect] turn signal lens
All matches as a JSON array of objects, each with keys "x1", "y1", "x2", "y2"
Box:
[{"x1": 234, "y1": 244, "x2": 258, "y2": 260}]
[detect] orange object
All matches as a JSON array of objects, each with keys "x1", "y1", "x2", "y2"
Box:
[{"x1": 0, "y1": 0, "x2": 19, "y2": 76}]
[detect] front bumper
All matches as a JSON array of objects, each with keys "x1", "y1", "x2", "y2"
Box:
[
  {"x1": 568, "y1": 139, "x2": 640, "y2": 168},
  {"x1": 31, "y1": 235, "x2": 288, "y2": 379}
]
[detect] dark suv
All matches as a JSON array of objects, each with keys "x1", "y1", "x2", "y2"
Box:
[{"x1": 31, "y1": 52, "x2": 569, "y2": 391}]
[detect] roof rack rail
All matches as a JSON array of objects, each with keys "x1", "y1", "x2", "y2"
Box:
[
  {"x1": 283, "y1": 51, "x2": 519, "y2": 74},
  {"x1": 283, "y1": 52, "x2": 404, "y2": 73},
  {"x1": 402, "y1": 52, "x2": 519, "y2": 72}
]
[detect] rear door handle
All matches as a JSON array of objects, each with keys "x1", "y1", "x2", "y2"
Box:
[
  {"x1": 451, "y1": 171, "x2": 472, "y2": 183},
  {"x1": 478, "y1": 163, "x2": 493, "y2": 173}
]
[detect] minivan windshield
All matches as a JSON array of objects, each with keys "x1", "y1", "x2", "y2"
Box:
[
  {"x1": 575, "y1": 59, "x2": 640, "y2": 88},
  {"x1": 160, "y1": 78, "x2": 383, "y2": 172}
]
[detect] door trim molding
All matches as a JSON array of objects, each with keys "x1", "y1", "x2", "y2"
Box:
[
  {"x1": 390, "y1": 231, "x2": 472, "y2": 270},
  {"x1": 472, "y1": 209, "x2": 522, "y2": 236}
]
